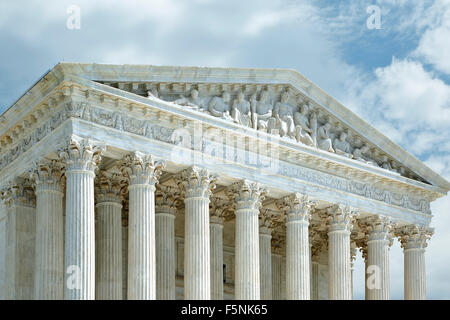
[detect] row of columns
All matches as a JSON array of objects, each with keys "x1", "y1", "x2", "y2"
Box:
[{"x1": 0, "y1": 136, "x2": 434, "y2": 300}]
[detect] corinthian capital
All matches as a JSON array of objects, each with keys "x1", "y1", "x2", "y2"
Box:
[
  {"x1": 59, "y1": 135, "x2": 105, "y2": 172},
  {"x1": 155, "y1": 184, "x2": 181, "y2": 215},
  {"x1": 227, "y1": 180, "x2": 267, "y2": 211},
  {"x1": 95, "y1": 170, "x2": 127, "y2": 204},
  {"x1": 210, "y1": 196, "x2": 233, "y2": 224},
  {"x1": 259, "y1": 208, "x2": 283, "y2": 235},
  {"x1": 120, "y1": 151, "x2": 165, "y2": 186},
  {"x1": 0, "y1": 177, "x2": 35, "y2": 207},
  {"x1": 276, "y1": 192, "x2": 314, "y2": 223},
  {"x1": 175, "y1": 166, "x2": 216, "y2": 198},
  {"x1": 363, "y1": 215, "x2": 394, "y2": 244},
  {"x1": 326, "y1": 203, "x2": 359, "y2": 233},
  {"x1": 397, "y1": 224, "x2": 434, "y2": 250},
  {"x1": 29, "y1": 158, "x2": 65, "y2": 192}
]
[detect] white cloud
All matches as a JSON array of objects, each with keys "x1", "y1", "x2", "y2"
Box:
[
  {"x1": 242, "y1": 10, "x2": 298, "y2": 36},
  {"x1": 415, "y1": 25, "x2": 450, "y2": 74}
]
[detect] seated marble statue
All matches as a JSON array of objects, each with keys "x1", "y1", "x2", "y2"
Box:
[
  {"x1": 147, "y1": 88, "x2": 160, "y2": 99},
  {"x1": 273, "y1": 91, "x2": 296, "y2": 138},
  {"x1": 231, "y1": 91, "x2": 251, "y2": 127},
  {"x1": 352, "y1": 144, "x2": 378, "y2": 166},
  {"x1": 173, "y1": 89, "x2": 204, "y2": 111},
  {"x1": 296, "y1": 126, "x2": 314, "y2": 146},
  {"x1": 333, "y1": 132, "x2": 352, "y2": 157},
  {"x1": 294, "y1": 104, "x2": 313, "y2": 145},
  {"x1": 380, "y1": 155, "x2": 397, "y2": 172},
  {"x1": 254, "y1": 90, "x2": 275, "y2": 132},
  {"x1": 317, "y1": 122, "x2": 334, "y2": 152},
  {"x1": 208, "y1": 91, "x2": 233, "y2": 120}
]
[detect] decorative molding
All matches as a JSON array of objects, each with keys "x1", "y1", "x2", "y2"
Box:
[
  {"x1": 120, "y1": 151, "x2": 165, "y2": 186},
  {"x1": 29, "y1": 158, "x2": 65, "y2": 193},
  {"x1": 326, "y1": 203, "x2": 359, "y2": 233},
  {"x1": 175, "y1": 166, "x2": 216, "y2": 198},
  {"x1": 276, "y1": 192, "x2": 315, "y2": 223},
  {"x1": 95, "y1": 170, "x2": 127, "y2": 204},
  {"x1": 227, "y1": 179, "x2": 267, "y2": 211},
  {"x1": 397, "y1": 224, "x2": 434, "y2": 250},
  {"x1": 59, "y1": 135, "x2": 105, "y2": 173},
  {"x1": 155, "y1": 184, "x2": 181, "y2": 215},
  {"x1": 0, "y1": 98, "x2": 436, "y2": 216},
  {"x1": 0, "y1": 177, "x2": 35, "y2": 207}
]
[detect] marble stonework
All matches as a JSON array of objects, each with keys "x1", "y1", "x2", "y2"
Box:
[{"x1": 0, "y1": 63, "x2": 448, "y2": 300}]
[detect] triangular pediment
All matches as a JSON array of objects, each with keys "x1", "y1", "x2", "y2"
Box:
[{"x1": 1, "y1": 62, "x2": 449, "y2": 193}]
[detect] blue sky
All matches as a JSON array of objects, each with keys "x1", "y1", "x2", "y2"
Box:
[{"x1": 0, "y1": 0, "x2": 449, "y2": 299}]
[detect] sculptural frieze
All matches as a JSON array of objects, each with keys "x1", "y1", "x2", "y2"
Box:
[
  {"x1": 208, "y1": 91, "x2": 233, "y2": 120},
  {"x1": 231, "y1": 91, "x2": 252, "y2": 127}
]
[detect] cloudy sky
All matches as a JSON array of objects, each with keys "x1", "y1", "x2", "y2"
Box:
[{"x1": 1, "y1": 0, "x2": 449, "y2": 299}]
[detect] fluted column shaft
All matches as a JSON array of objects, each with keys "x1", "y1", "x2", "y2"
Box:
[
  {"x1": 235, "y1": 206, "x2": 260, "y2": 299},
  {"x1": 64, "y1": 170, "x2": 96, "y2": 300},
  {"x1": 328, "y1": 229, "x2": 351, "y2": 300},
  {"x1": 229, "y1": 181, "x2": 265, "y2": 300},
  {"x1": 271, "y1": 253, "x2": 283, "y2": 300},
  {"x1": 122, "y1": 152, "x2": 164, "y2": 300},
  {"x1": 259, "y1": 227, "x2": 272, "y2": 300},
  {"x1": 327, "y1": 204, "x2": 358, "y2": 300},
  {"x1": 128, "y1": 184, "x2": 156, "y2": 299},
  {"x1": 367, "y1": 239, "x2": 390, "y2": 299},
  {"x1": 96, "y1": 200, "x2": 123, "y2": 300},
  {"x1": 311, "y1": 261, "x2": 319, "y2": 300},
  {"x1": 210, "y1": 216, "x2": 223, "y2": 300},
  {"x1": 155, "y1": 207, "x2": 176, "y2": 300},
  {"x1": 404, "y1": 248, "x2": 426, "y2": 299},
  {"x1": 1, "y1": 181, "x2": 36, "y2": 300},
  {"x1": 34, "y1": 171, "x2": 64, "y2": 300},
  {"x1": 286, "y1": 218, "x2": 310, "y2": 299},
  {"x1": 184, "y1": 195, "x2": 210, "y2": 299},
  {"x1": 177, "y1": 167, "x2": 215, "y2": 300}
]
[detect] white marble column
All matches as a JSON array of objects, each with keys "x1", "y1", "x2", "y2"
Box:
[
  {"x1": 365, "y1": 215, "x2": 393, "y2": 300},
  {"x1": 311, "y1": 261, "x2": 319, "y2": 300},
  {"x1": 309, "y1": 229, "x2": 323, "y2": 300},
  {"x1": 359, "y1": 246, "x2": 368, "y2": 300},
  {"x1": 95, "y1": 172, "x2": 125, "y2": 300},
  {"x1": 228, "y1": 180, "x2": 265, "y2": 300},
  {"x1": 155, "y1": 185, "x2": 179, "y2": 300},
  {"x1": 1, "y1": 179, "x2": 36, "y2": 300},
  {"x1": 61, "y1": 137, "x2": 104, "y2": 300},
  {"x1": 399, "y1": 225, "x2": 433, "y2": 300},
  {"x1": 121, "y1": 152, "x2": 164, "y2": 300},
  {"x1": 31, "y1": 160, "x2": 64, "y2": 300},
  {"x1": 210, "y1": 196, "x2": 226, "y2": 300},
  {"x1": 177, "y1": 167, "x2": 215, "y2": 300},
  {"x1": 0, "y1": 201, "x2": 6, "y2": 300},
  {"x1": 326, "y1": 204, "x2": 358, "y2": 300},
  {"x1": 259, "y1": 225, "x2": 272, "y2": 300},
  {"x1": 278, "y1": 193, "x2": 313, "y2": 300},
  {"x1": 121, "y1": 212, "x2": 128, "y2": 300},
  {"x1": 271, "y1": 252, "x2": 283, "y2": 300},
  {"x1": 350, "y1": 241, "x2": 357, "y2": 300}
]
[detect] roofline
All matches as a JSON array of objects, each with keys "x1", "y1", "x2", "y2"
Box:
[{"x1": 2, "y1": 62, "x2": 450, "y2": 192}]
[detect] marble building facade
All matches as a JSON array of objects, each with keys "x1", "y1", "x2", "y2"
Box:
[{"x1": 0, "y1": 63, "x2": 448, "y2": 300}]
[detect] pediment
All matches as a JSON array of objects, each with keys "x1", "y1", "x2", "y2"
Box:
[
  {"x1": 1, "y1": 62, "x2": 449, "y2": 194},
  {"x1": 98, "y1": 79, "x2": 423, "y2": 184}
]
